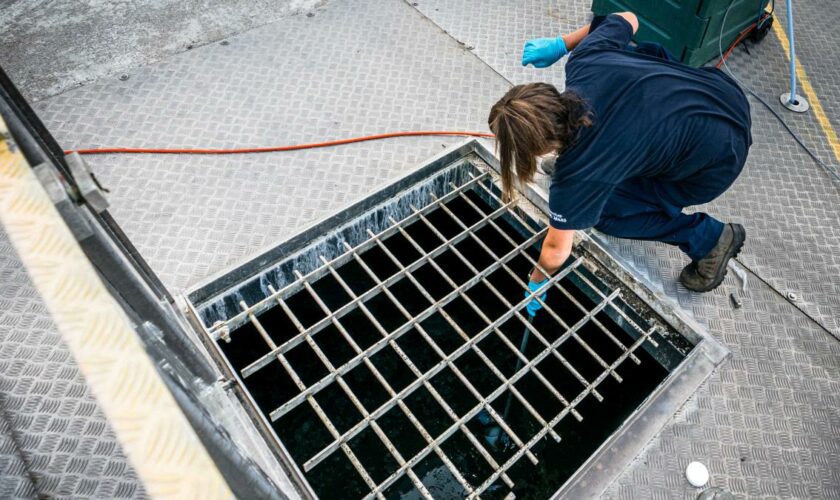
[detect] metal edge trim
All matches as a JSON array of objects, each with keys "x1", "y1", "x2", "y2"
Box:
[
  {"x1": 186, "y1": 138, "x2": 483, "y2": 306},
  {"x1": 181, "y1": 298, "x2": 317, "y2": 500},
  {"x1": 469, "y1": 139, "x2": 732, "y2": 496},
  {"x1": 552, "y1": 338, "x2": 723, "y2": 499}
]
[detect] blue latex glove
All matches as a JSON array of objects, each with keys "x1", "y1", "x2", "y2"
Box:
[
  {"x1": 522, "y1": 36, "x2": 568, "y2": 68},
  {"x1": 525, "y1": 278, "x2": 549, "y2": 317}
]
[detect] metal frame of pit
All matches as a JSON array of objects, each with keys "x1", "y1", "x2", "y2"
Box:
[{"x1": 180, "y1": 139, "x2": 730, "y2": 499}]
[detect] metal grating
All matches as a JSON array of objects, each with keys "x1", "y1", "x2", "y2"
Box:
[{"x1": 191, "y1": 155, "x2": 679, "y2": 498}]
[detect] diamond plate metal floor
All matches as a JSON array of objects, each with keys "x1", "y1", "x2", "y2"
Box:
[
  {"x1": 785, "y1": 0, "x2": 840, "y2": 133},
  {"x1": 598, "y1": 237, "x2": 840, "y2": 498},
  {"x1": 0, "y1": 0, "x2": 323, "y2": 102},
  {"x1": 0, "y1": 227, "x2": 146, "y2": 499},
  {"x1": 702, "y1": 4, "x2": 840, "y2": 336},
  {"x1": 0, "y1": 412, "x2": 37, "y2": 499},
  {"x1": 33, "y1": 0, "x2": 511, "y2": 294},
  {"x1": 3, "y1": 0, "x2": 839, "y2": 497}
]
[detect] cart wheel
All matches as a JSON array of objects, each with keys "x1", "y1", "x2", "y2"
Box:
[{"x1": 751, "y1": 14, "x2": 773, "y2": 43}]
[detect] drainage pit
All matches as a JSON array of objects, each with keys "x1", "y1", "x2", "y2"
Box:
[{"x1": 185, "y1": 143, "x2": 721, "y2": 499}]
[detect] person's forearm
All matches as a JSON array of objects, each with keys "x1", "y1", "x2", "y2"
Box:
[
  {"x1": 561, "y1": 25, "x2": 591, "y2": 51},
  {"x1": 560, "y1": 11, "x2": 638, "y2": 51},
  {"x1": 530, "y1": 245, "x2": 571, "y2": 282}
]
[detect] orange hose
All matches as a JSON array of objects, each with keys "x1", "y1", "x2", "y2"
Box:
[
  {"x1": 64, "y1": 21, "x2": 771, "y2": 157},
  {"x1": 64, "y1": 130, "x2": 495, "y2": 156},
  {"x1": 715, "y1": 15, "x2": 769, "y2": 70},
  {"x1": 716, "y1": 26, "x2": 754, "y2": 69}
]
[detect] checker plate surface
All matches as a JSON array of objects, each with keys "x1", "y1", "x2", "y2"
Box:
[
  {"x1": 0, "y1": 0, "x2": 837, "y2": 497},
  {"x1": 32, "y1": 0, "x2": 511, "y2": 294},
  {"x1": 0, "y1": 227, "x2": 146, "y2": 498},
  {"x1": 0, "y1": 410, "x2": 37, "y2": 499}
]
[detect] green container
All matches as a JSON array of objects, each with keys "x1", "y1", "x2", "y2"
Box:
[{"x1": 591, "y1": 0, "x2": 769, "y2": 66}]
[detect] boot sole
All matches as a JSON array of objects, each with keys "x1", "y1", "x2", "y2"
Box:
[{"x1": 688, "y1": 223, "x2": 746, "y2": 293}]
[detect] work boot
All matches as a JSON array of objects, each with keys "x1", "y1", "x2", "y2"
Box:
[{"x1": 679, "y1": 223, "x2": 746, "y2": 293}]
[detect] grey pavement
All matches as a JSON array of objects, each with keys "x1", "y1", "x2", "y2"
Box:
[
  {"x1": 32, "y1": 0, "x2": 511, "y2": 293},
  {"x1": 1, "y1": 0, "x2": 323, "y2": 102}
]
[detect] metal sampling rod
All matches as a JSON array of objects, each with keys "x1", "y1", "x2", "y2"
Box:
[
  {"x1": 502, "y1": 316, "x2": 534, "y2": 420},
  {"x1": 483, "y1": 315, "x2": 534, "y2": 448}
]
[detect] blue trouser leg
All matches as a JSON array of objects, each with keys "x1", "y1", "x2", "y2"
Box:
[
  {"x1": 595, "y1": 126, "x2": 748, "y2": 261},
  {"x1": 594, "y1": 178, "x2": 724, "y2": 261}
]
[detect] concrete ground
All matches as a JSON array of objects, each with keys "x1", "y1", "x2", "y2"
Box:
[
  {"x1": 1, "y1": 0, "x2": 839, "y2": 498},
  {"x1": 1, "y1": 0, "x2": 324, "y2": 102}
]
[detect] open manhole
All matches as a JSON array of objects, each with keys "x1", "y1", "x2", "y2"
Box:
[{"x1": 183, "y1": 141, "x2": 728, "y2": 499}]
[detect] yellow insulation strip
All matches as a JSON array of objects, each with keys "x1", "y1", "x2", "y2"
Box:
[{"x1": 0, "y1": 119, "x2": 233, "y2": 499}]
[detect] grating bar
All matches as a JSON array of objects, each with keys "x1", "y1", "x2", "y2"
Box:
[
  {"x1": 238, "y1": 300, "x2": 386, "y2": 498},
  {"x1": 224, "y1": 172, "x2": 671, "y2": 498},
  {"x1": 567, "y1": 267, "x2": 660, "y2": 349},
  {"x1": 392, "y1": 211, "x2": 581, "y2": 427},
  {"x1": 242, "y1": 199, "x2": 516, "y2": 379},
  {"x1": 367, "y1": 287, "x2": 624, "y2": 498},
  {"x1": 243, "y1": 296, "x2": 413, "y2": 498},
  {"x1": 267, "y1": 225, "x2": 551, "y2": 421},
  {"x1": 281, "y1": 275, "x2": 439, "y2": 496},
  {"x1": 330, "y1": 250, "x2": 518, "y2": 488},
  {"x1": 428, "y1": 192, "x2": 612, "y2": 395},
  {"x1": 285, "y1": 272, "x2": 445, "y2": 498},
  {"x1": 430, "y1": 193, "x2": 626, "y2": 386},
  {"x1": 370, "y1": 224, "x2": 555, "y2": 442},
  {"x1": 316, "y1": 253, "x2": 516, "y2": 489},
  {"x1": 446, "y1": 188, "x2": 642, "y2": 368},
  {"x1": 300, "y1": 229, "x2": 546, "y2": 470},
  {"x1": 278, "y1": 262, "x2": 581, "y2": 489},
  {"x1": 441, "y1": 191, "x2": 642, "y2": 379},
  {"x1": 468, "y1": 325, "x2": 657, "y2": 498},
  {"x1": 469, "y1": 176, "x2": 658, "y2": 347},
  {"x1": 212, "y1": 170, "x2": 491, "y2": 338},
  {"x1": 406, "y1": 205, "x2": 590, "y2": 415},
  {"x1": 301, "y1": 260, "x2": 482, "y2": 492}
]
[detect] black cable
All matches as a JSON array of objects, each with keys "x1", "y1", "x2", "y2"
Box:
[
  {"x1": 719, "y1": 0, "x2": 840, "y2": 183},
  {"x1": 744, "y1": 87, "x2": 840, "y2": 182}
]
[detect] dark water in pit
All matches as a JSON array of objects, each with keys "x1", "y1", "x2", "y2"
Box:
[{"x1": 218, "y1": 189, "x2": 670, "y2": 499}]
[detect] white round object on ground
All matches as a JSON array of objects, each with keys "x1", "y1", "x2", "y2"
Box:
[{"x1": 686, "y1": 461, "x2": 710, "y2": 487}]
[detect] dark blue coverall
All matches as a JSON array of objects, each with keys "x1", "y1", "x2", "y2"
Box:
[{"x1": 547, "y1": 15, "x2": 752, "y2": 261}]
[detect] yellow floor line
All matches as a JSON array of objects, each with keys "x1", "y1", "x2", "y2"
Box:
[
  {"x1": 0, "y1": 119, "x2": 233, "y2": 500},
  {"x1": 771, "y1": 17, "x2": 840, "y2": 164}
]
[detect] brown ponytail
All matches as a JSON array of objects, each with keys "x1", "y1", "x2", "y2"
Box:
[{"x1": 488, "y1": 83, "x2": 592, "y2": 202}]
